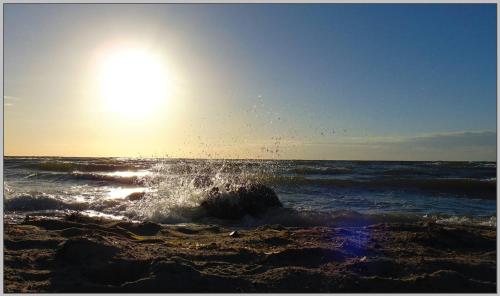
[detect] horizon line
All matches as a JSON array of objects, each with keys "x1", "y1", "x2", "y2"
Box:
[{"x1": 3, "y1": 154, "x2": 496, "y2": 162}]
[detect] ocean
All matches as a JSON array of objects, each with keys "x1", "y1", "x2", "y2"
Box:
[{"x1": 3, "y1": 157, "x2": 497, "y2": 226}]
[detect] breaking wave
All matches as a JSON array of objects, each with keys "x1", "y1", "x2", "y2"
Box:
[
  {"x1": 69, "y1": 172, "x2": 146, "y2": 186},
  {"x1": 4, "y1": 194, "x2": 89, "y2": 212},
  {"x1": 4, "y1": 191, "x2": 496, "y2": 228},
  {"x1": 24, "y1": 171, "x2": 149, "y2": 186}
]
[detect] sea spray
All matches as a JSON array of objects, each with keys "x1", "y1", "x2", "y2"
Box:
[{"x1": 126, "y1": 159, "x2": 282, "y2": 223}]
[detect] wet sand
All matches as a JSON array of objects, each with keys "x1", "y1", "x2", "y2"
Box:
[{"x1": 4, "y1": 213, "x2": 496, "y2": 293}]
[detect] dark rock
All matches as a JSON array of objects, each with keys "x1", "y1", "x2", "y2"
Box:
[
  {"x1": 127, "y1": 192, "x2": 145, "y2": 201},
  {"x1": 200, "y1": 183, "x2": 282, "y2": 219}
]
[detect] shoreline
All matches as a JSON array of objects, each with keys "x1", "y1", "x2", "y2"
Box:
[{"x1": 4, "y1": 213, "x2": 496, "y2": 293}]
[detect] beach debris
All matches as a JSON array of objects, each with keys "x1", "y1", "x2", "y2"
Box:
[
  {"x1": 229, "y1": 230, "x2": 239, "y2": 237},
  {"x1": 360, "y1": 256, "x2": 367, "y2": 262}
]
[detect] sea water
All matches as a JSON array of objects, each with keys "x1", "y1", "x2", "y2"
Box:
[{"x1": 3, "y1": 157, "x2": 496, "y2": 226}]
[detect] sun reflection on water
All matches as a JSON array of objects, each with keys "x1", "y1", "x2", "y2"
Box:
[{"x1": 106, "y1": 187, "x2": 149, "y2": 200}]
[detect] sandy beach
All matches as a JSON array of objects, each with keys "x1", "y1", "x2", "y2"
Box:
[{"x1": 4, "y1": 213, "x2": 496, "y2": 293}]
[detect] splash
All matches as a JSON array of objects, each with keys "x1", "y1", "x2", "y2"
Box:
[{"x1": 126, "y1": 159, "x2": 281, "y2": 223}]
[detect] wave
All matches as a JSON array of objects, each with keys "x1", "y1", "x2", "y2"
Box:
[
  {"x1": 232, "y1": 208, "x2": 423, "y2": 227},
  {"x1": 4, "y1": 195, "x2": 89, "y2": 212},
  {"x1": 25, "y1": 161, "x2": 143, "y2": 172},
  {"x1": 5, "y1": 192, "x2": 496, "y2": 228},
  {"x1": 290, "y1": 165, "x2": 494, "y2": 177},
  {"x1": 4, "y1": 193, "x2": 134, "y2": 215},
  {"x1": 380, "y1": 168, "x2": 434, "y2": 176},
  {"x1": 125, "y1": 200, "x2": 498, "y2": 228},
  {"x1": 69, "y1": 172, "x2": 146, "y2": 186},
  {"x1": 257, "y1": 176, "x2": 496, "y2": 199},
  {"x1": 427, "y1": 161, "x2": 496, "y2": 169},
  {"x1": 244, "y1": 208, "x2": 496, "y2": 228},
  {"x1": 24, "y1": 171, "x2": 147, "y2": 186},
  {"x1": 291, "y1": 167, "x2": 353, "y2": 175},
  {"x1": 35, "y1": 169, "x2": 492, "y2": 199}
]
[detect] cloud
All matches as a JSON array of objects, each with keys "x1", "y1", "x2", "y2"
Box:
[
  {"x1": 301, "y1": 130, "x2": 494, "y2": 147},
  {"x1": 4, "y1": 95, "x2": 21, "y2": 101},
  {"x1": 4, "y1": 95, "x2": 21, "y2": 107},
  {"x1": 333, "y1": 130, "x2": 495, "y2": 147},
  {"x1": 401, "y1": 131, "x2": 496, "y2": 149},
  {"x1": 282, "y1": 130, "x2": 496, "y2": 161}
]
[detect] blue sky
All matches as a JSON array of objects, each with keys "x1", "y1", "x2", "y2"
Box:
[{"x1": 4, "y1": 4, "x2": 497, "y2": 160}]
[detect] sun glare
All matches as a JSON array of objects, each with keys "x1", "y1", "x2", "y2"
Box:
[{"x1": 98, "y1": 48, "x2": 169, "y2": 116}]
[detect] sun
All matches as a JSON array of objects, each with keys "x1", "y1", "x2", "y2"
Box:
[{"x1": 98, "y1": 47, "x2": 170, "y2": 116}]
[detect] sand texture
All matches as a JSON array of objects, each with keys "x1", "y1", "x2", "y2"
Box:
[{"x1": 4, "y1": 214, "x2": 496, "y2": 293}]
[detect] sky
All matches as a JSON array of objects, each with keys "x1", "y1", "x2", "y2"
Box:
[{"x1": 4, "y1": 4, "x2": 497, "y2": 161}]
